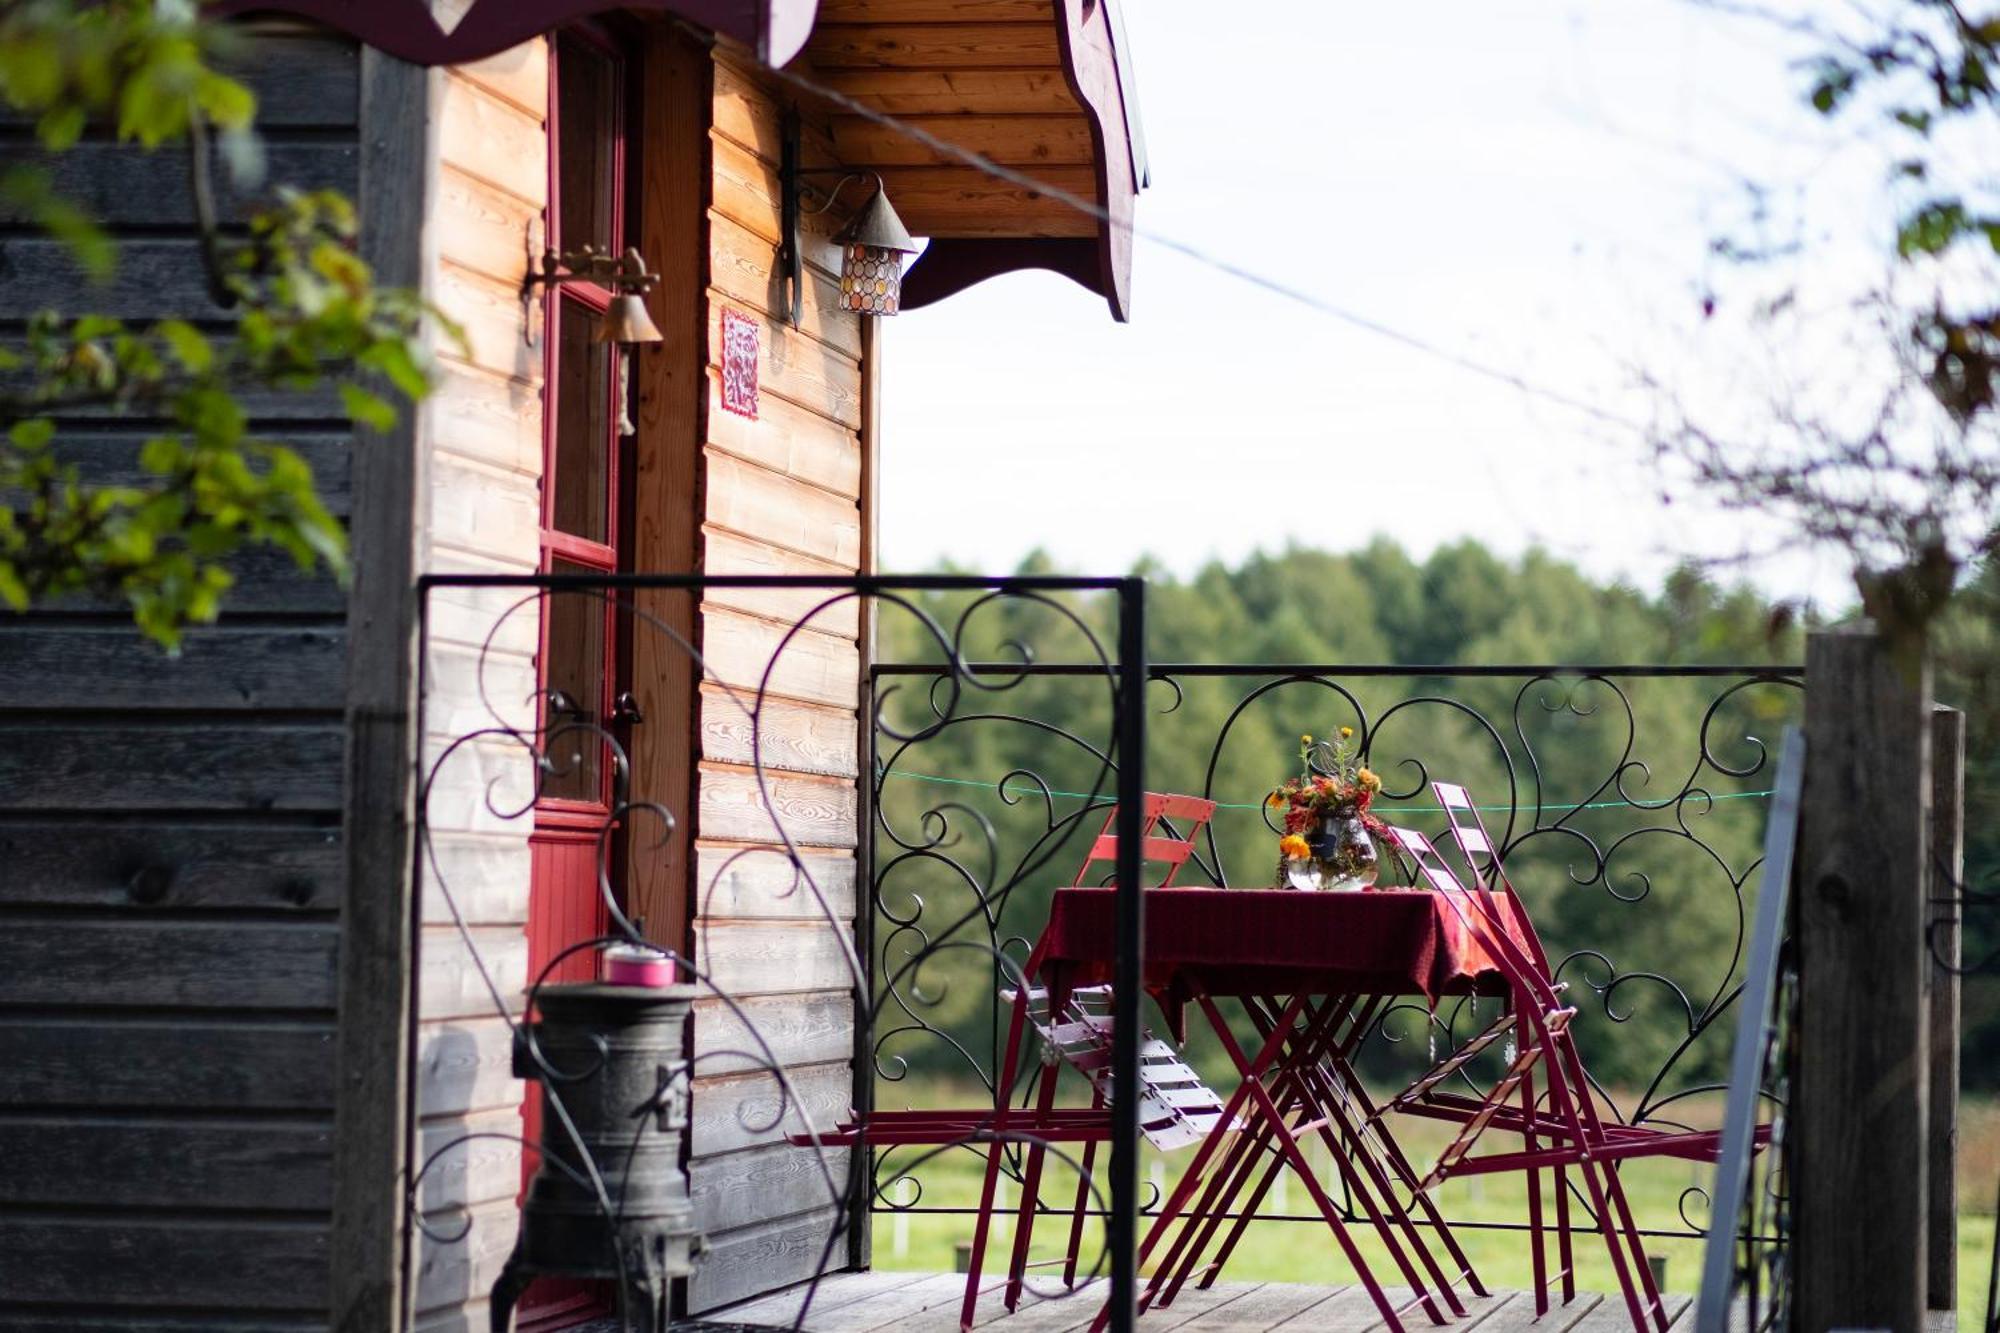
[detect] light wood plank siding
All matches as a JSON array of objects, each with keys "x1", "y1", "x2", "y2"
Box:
[
  {"x1": 409, "y1": 39, "x2": 549, "y2": 1328},
  {"x1": 0, "y1": 23, "x2": 354, "y2": 1327},
  {"x1": 687, "y1": 43, "x2": 868, "y2": 1314}
]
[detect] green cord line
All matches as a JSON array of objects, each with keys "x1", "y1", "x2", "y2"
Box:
[{"x1": 878, "y1": 767, "x2": 1777, "y2": 814}]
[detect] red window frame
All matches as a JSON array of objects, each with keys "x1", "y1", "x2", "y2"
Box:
[{"x1": 536, "y1": 24, "x2": 629, "y2": 831}]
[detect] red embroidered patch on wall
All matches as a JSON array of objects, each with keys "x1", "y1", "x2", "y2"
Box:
[{"x1": 720, "y1": 307, "x2": 759, "y2": 420}]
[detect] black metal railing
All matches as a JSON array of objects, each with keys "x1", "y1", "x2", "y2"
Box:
[
  {"x1": 406, "y1": 572, "x2": 1148, "y2": 1332},
  {"x1": 866, "y1": 659, "x2": 1803, "y2": 1270}
]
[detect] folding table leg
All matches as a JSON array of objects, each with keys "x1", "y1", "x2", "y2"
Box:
[
  {"x1": 1321, "y1": 997, "x2": 1488, "y2": 1300},
  {"x1": 1151, "y1": 995, "x2": 1355, "y2": 1306},
  {"x1": 1193, "y1": 995, "x2": 1426, "y2": 1333},
  {"x1": 1157, "y1": 1114, "x2": 1287, "y2": 1302},
  {"x1": 1146, "y1": 1102, "x2": 1279, "y2": 1307},
  {"x1": 1255, "y1": 998, "x2": 1458, "y2": 1322},
  {"x1": 1176, "y1": 994, "x2": 1377, "y2": 1298},
  {"x1": 1087, "y1": 994, "x2": 1313, "y2": 1333}
]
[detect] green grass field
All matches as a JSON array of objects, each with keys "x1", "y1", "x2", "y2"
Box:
[{"x1": 865, "y1": 1090, "x2": 2000, "y2": 1321}]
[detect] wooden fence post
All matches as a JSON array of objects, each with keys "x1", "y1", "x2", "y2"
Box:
[
  {"x1": 1928, "y1": 706, "x2": 1966, "y2": 1313},
  {"x1": 1795, "y1": 627, "x2": 1931, "y2": 1333}
]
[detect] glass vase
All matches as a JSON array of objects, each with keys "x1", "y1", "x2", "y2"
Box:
[{"x1": 1308, "y1": 808, "x2": 1379, "y2": 891}]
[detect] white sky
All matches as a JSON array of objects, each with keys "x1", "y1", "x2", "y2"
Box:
[{"x1": 876, "y1": 1, "x2": 1901, "y2": 609}]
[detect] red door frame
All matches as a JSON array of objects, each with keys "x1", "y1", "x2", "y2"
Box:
[{"x1": 521, "y1": 23, "x2": 632, "y2": 1331}]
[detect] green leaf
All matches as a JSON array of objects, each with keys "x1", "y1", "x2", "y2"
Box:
[
  {"x1": 36, "y1": 103, "x2": 86, "y2": 151},
  {"x1": 358, "y1": 339, "x2": 431, "y2": 400},
  {"x1": 139, "y1": 435, "x2": 184, "y2": 475},
  {"x1": 0, "y1": 562, "x2": 26, "y2": 612},
  {"x1": 1897, "y1": 200, "x2": 1972, "y2": 258},
  {"x1": 339, "y1": 383, "x2": 397, "y2": 433},
  {"x1": 193, "y1": 70, "x2": 254, "y2": 131},
  {"x1": 155, "y1": 318, "x2": 212, "y2": 373},
  {"x1": 9, "y1": 418, "x2": 55, "y2": 450},
  {"x1": 1804, "y1": 57, "x2": 1857, "y2": 114}
]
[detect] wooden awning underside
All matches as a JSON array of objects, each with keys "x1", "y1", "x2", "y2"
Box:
[
  {"x1": 804, "y1": 0, "x2": 1145, "y2": 320},
  {"x1": 210, "y1": 0, "x2": 1146, "y2": 320},
  {"x1": 210, "y1": 0, "x2": 822, "y2": 69}
]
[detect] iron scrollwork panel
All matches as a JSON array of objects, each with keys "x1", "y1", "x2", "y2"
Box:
[
  {"x1": 868, "y1": 661, "x2": 1803, "y2": 1261},
  {"x1": 409, "y1": 574, "x2": 1146, "y2": 1332}
]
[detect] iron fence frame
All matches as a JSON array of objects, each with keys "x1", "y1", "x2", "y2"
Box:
[
  {"x1": 864, "y1": 657, "x2": 1804, "y2": 1265},
  {"x1": 408, "y1": 571, "x2": 1150, "y2": 1332}
]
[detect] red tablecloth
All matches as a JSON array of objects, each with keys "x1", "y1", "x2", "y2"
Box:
[{"x1": 1038, "y1": 887, "x2": 1528, "y2": 1028}]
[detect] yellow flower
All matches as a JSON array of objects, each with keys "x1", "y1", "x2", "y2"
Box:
[
  {"x1": 1300, "y1": 733, "x2": 1312, "y2": 744},
  {"x1": 1358, "y1": 767, "x2": 1381, "y2": 792},
  {"x1": 1279, "y1": 834, "x2": 1311, "y2": 860},
  {"x1": 1339, "y1": 726, "x2": 1354, "y2": 739},
  {"x1": 1265, "y1": 791, "x2": 1286, "y2": 809}
]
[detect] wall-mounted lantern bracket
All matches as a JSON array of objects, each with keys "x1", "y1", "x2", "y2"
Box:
[{"x1": 779, "y1": 107, "x2": 919, "y2": 324}]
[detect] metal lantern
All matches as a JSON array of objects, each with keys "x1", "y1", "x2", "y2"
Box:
[
  {"x1": 834, "y1": 184, "x2": 918, "y2": 316},
  {"x1": 489, "y1": 982, "x2": 701, "y2": 1333}
]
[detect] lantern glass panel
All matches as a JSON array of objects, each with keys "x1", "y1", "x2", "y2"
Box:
[{"x1": 838, "y1": 243, "x2": 903, "y2": 315}]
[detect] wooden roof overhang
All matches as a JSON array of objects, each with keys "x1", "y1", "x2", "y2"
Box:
[
  {"x1": 803, "y1": 0, "x2": 1146, "y2": 321},
  {"x1": 209, "y1": 0, "x2": 1146, "y2": 320},
  {"x1": 208, "y1": 0, "x2": 822, "y2": 68}
]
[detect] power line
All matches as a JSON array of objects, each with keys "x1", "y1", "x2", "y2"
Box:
[{"x1": 757, "y1": 57, "x2": 1653, "y2": 437}]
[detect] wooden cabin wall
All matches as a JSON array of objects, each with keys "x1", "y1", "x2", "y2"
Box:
[
  {"x1": 0, "y1": 22, "x2": 355, "y2": 1329},
  {"x1": 407, "y1": 40, "x2": 550, "y2": 1333},
  {"x1": 405, "y1": 30, "x2": 876, "y2": 1325},
  {"x1": 683, "y1": 46, "x2": 869, "y2": 1314}
]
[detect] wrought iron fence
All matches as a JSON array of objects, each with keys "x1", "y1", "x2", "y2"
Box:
[
  {"x1": 405, "y1": 572, "x2": 1148, "y2": 1332},
  {"x1": 866, "y1": 659, "x2": 1803, "y2": 1272}
]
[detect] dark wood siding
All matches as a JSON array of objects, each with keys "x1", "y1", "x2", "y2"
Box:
[{"x1": 0, "y1": 22, "x2": 355, "y2": 1327}]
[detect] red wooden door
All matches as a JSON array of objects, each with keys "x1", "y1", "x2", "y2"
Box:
[{"x1": 521, "y1": 27, "x2": 632, "y2": 1330}]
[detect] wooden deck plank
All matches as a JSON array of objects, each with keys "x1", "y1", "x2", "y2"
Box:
[
  {"x1": 814, "y1": 1273, "x2": 989, "y2": 1332},
  {"x1": 718, "y1": 1268, "x2": 930, "y2": 1325},
  {"x1": 1161, "y1": 1281, "x2": 1346, "y2": 1332},
  {"x1": 1139, "y1": 1283, "x2": 1271, "y2": 1332},
  {"x1": 1266, "y1": 1285, "x2": 1393, "y2": 1332},
  {"x1": 1376, "y1": 1288, "x2": 1512, "y2": 1328},
  {"x1": 952, "y1": 1280, "x2": 1109, "y2": 1333},
  {"x1": 754, "y1": 1278, "x2": 1699, "y2": 1333},
  {"x1": 942, "y1": 1280, "x2": 1264, "y2": 1333},
  {"x1": 1477, "y1": 1290, "x2": 1604, "y2": 1333},
  {"x1": 864, "y1": 1273, "x2": 1068, "y2": 1333},
  {"x1": 1562, "y1": 1291, "x2": 1691, "y2": 1333}
]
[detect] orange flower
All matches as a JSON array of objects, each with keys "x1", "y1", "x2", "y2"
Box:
[{"x1": 1279, "y1": 834, "x2": 1311, "y2": 860}]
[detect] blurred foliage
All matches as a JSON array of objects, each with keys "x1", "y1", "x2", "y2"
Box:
[
  {"x1": 0, "y1": 0, "x2": 450, "y2": 645},
  {"x1": 865, "y1": 541, "x2": 1997, "y2": 1121},
  {"x1": 1667, "y1": 0, "x2": 2000, "y2": 642}
]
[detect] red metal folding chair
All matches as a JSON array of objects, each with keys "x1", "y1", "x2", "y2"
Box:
[
  {"x1": 1379, "y1": 780, "x2": 1767, "y2": 1332},
  {"x1": 799, "y1": 792, "x2": 1223, "y2": 1330}
]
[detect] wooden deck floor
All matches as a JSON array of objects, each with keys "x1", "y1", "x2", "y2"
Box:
[{"x1": 709, "y1": 1270, "x2": 1700, "y2": 1333}]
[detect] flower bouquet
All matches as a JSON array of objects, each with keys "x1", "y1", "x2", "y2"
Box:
[{"x1": 1270, "y1": 728, "x2": 1385, "y2": 890}]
